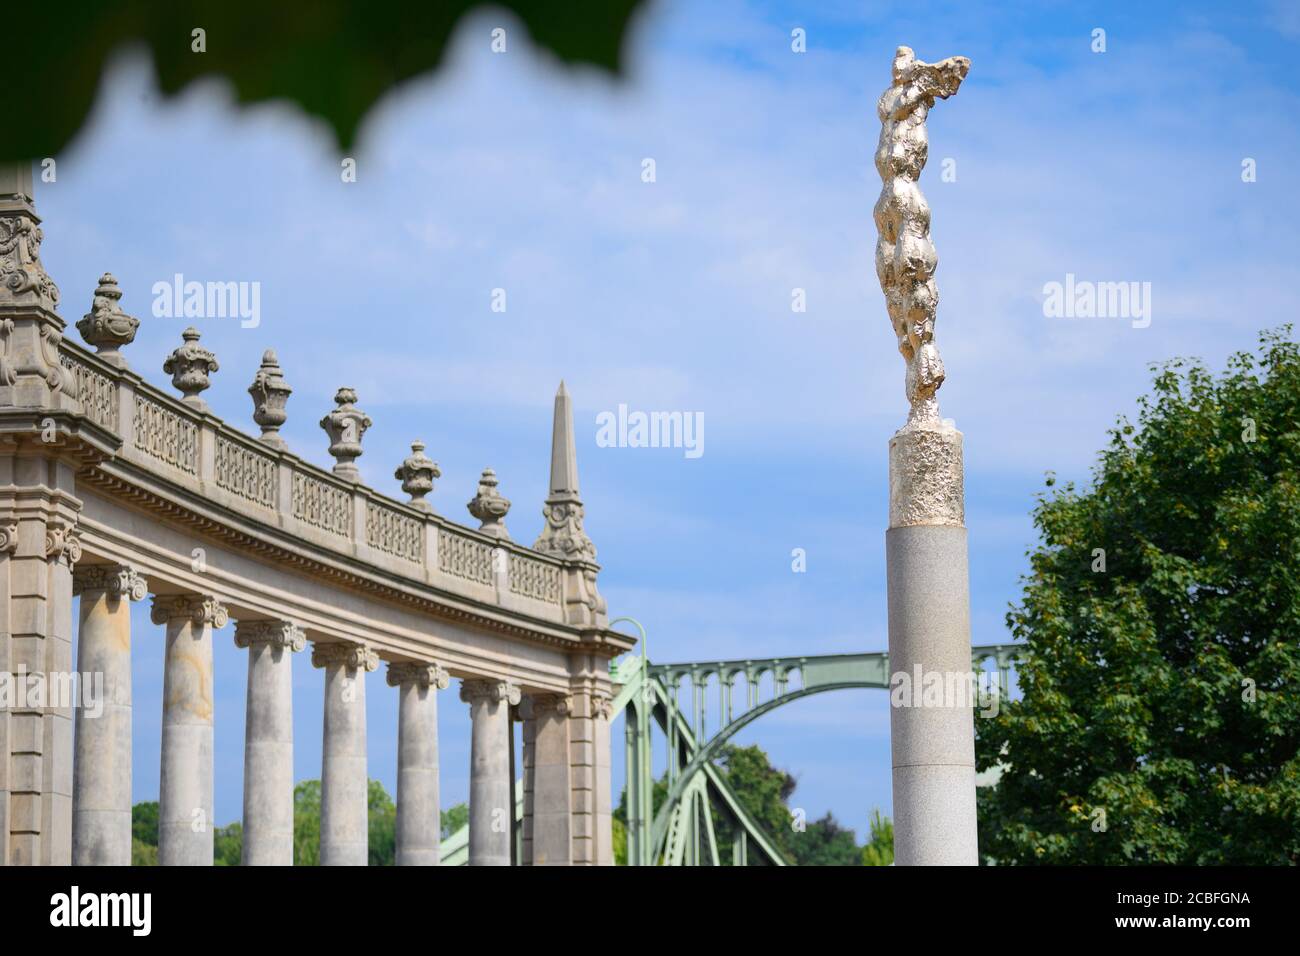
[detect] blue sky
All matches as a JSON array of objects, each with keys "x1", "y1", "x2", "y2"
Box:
[{"x1": 35, "y1": 0, "x2": 1300, "y2": 844}]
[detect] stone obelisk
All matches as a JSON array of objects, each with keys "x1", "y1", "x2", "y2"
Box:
[{"x1": 873, "y1": 46, "x2": 977, "y2": 865}]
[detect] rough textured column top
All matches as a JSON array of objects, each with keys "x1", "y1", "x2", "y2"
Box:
[
  {"x1": 888, "y1": 419, "x2": 965, "y2": 528},
  {"x1": 311, "y1": 641, "x2": 379, "y2": 671},
  {"x1": 234, "y1": 619, "x2": 306, "y2": 651},
  {"x1": 387, "y1": 661, "x2": 450, "y2": 689}
]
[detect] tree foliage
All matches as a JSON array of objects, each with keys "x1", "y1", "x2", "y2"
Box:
[
  {"x1": 13, "y1": 0, "x2": 647, "y2": 163},
  {"x1": 977, "y1": 328, "x2": 1300, "y2": 864}
]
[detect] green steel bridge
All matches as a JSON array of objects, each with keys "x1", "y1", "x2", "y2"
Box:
[{"x1": 442, "y1": 627, "x2": 1019, "y2": 865}]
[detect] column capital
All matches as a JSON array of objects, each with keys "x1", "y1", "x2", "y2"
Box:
[
  {"x1": 0, "y1": 522, "x2": 18, "y2": 553},
  {"x1": 45, "y1": 521, "x2": 82, "y2": 566},
  {"x1": 459, "y1": 678, "x2": 521, "y2": 706},
  {"x1": 72, "y1": 563, "x2": 148, "y2": 601},
  {"x1": 234, "y1": 619, "x2": 305, "y2": 652},
  {"x1": 150, "y1": 594, "x2": 228, "y2": 628},
  {"x1": 311, "y1": 640, "x2": 379, "y2": 672},
  {"x1": 386, "y1": 660, "x2": 450, "y2": 689},
  {"x1": 591, "y1": 692, "x2": 614, "y2": 720},
  {"x1": 527, "y1": 692, "x2": 572, "y2": 718}
]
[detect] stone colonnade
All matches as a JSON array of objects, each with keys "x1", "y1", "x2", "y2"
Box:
[{"x1": 58, "y1": 566, "x2": 614, "y2": 866}]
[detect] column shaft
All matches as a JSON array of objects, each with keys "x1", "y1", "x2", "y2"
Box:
[
  {"x1": 153, "y1": 596, "x2": 225, "y2": 866},
  {"x1": 461, "y1": 679, "x2": 519, "y2": 866},
  {"x1": 316, "y1": 642, "x2": 375, "y2": 866},
  {"x1": 390, "y1": 662, "x2": 446, "y2": 866},
  {"x1": 238, "y1": 621, "x2": 303, "y2": 865},
  {"x1": 72, "y1": 566, "x2": 145, "y2": 865}
]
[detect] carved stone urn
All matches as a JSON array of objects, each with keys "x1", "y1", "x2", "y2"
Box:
[
  {"x1": 394, "y1": 440, "x2": 440, "y2": 511},
  {"x1": 76, "y1": 273, "x2": 138, "y2": 368},
  {"x1": 162, "y1": 327, "x2": 219, "y2": 409},
  {"x1": 248, "y1": 349, "x2": 292, "y2": 449},
  {"x1": 467, "y1": 467, "x2": 511, "y2": 538},
  {"x1": 319, "y1": 386, "x2": 371, "y2": 482}
]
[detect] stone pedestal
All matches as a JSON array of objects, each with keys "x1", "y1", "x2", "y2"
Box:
[
  {"x1": 152, "y1": 595, "x2": 226, "y2": 866},
  {"x1": 72, "y1": 565, "x2": 146, "y2": 865},
  {"x1": 313, "y1": 642, "x2": 376, "y2": 866},
  {"x1": 461, "y1": 678, "x2": 519, "y2": 866},
  {"x1": 886, "y1": 420, "x2": 978, "y2": 866},
  {"x1": 236, "y1": 620, "x2": 304, "y2": 865},
  {"x1": 388, "y1": 661, "x2": 447, "y2": 866}
]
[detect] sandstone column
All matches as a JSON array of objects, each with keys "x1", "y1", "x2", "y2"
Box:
[
  {"x1": 313, "y1": 641, "x2": 377, "y2": 866},
  {"x1": 71, "y1": 564, "x2": 147, "y2": 865},
  {"x1": 151, "y1": 595, "x2": 227, "y2": 866},
  {"x1": 235, "y1": 619, "x2": 304, "y2": 866},
  {"x1": 388, "y1": 661, "x2": 448, "y2": 866},
  {"x1": 526, "y1": 693, "x2": 572, "y2": 865},
  {"x1": 460, "y1": 678, "x2": 519, "y2": 866},
  {"x1": 591, "y1": 691, "x2": 615, "y2": 865}
]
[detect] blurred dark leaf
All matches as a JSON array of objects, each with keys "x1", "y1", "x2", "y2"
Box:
[{"x1": 14, "y1": 0, "x2": 647, "y2": 162}]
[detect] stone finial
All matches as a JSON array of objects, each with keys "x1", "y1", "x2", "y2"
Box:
[
  {"x1": 467, "y1": 467, "x2": 511, "y2": 538},
  {"x1": 395, "y1": 440, "x2": 440, "y2": 510},
  {"x1": 0, "y1": 162, "x2": 59, "y2": 310},
  {"x1": 76, "y1": 273, "x2": 139, "y2": 367},
  {"x1": 248, "y1": 349, "x2": 292, "y2": 450},
  {"x1": 319, "y1": 387, "x2": 371, "y2": 482},
  {"x1": 534, "y1": 381, "x2": 596, "y2": 560},
  {"x1": 162, "y1": 327, "x2": 219, "y2": 410}
]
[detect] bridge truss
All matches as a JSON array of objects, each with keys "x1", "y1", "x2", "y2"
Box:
[{"x1": 610, "y1": 641, "x2": 1020, "y2": 866}]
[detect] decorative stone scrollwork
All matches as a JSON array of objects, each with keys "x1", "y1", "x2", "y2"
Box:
[
  {"x1": 44, "y1": 522, "x2": 82, "y2": 566},
  {"x1": 394, "y1": 440, "x2": 440, "y2": 510},
  {"x1": 0, "y1": 317, "x2": 17, "y2": 387},
  {"x1": 72, "y1": 564, "x2": 148, "y2": 601},
  {"x1": 163, "y1": 327, "x2": 219, "y2": 408},
  {"x1": 529, "y1": 693, "x2": 572, "y2": 717},
  {"x1": 234, "y1": 619, "x2": 306, "y2": 652},
  {"x1": 591, "y1": 692, "x2": 614, "y2": 720},
  {"x1": 534, "y1": 499, "x2": 596, "y2": 562},
  {"x1": 0, "y1": 214, "x2": 59, "y2": 307},
  {"x1": 320, "y1": 387, "x2": 371, "y2": 482},
  {"x1": 459, "y1": 678, "x2": 521, "y2": 706},
  {"x1": 311, "y1": 641, "x2": 379, "y2": 672},
  {"x1": 0, "y1": 523, "x2": 18, "y2": 554},
  {"x1": 248, "y1": 349, "x2": 292, "y2": 450},
  {"x1": 39, "y1": 324, "x2": 75, "y2": 396},
  {"x1": 149, "y1": 595, "x2": 229, "y2": 628},
  {"x1": 467, "y1": 467, "x2": 510, "y2": 539},
  {"x1": 77, "y1": 273, "x2": 139, "y2": 367},
  {"x1": 386, "y1": 661, "x2": 450, "y2": 689}
]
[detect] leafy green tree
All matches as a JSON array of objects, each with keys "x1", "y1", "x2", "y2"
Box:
[
  {"x1": 711, "y1": 744, "x2": 798, "y2": 864},
  {"x1": 293, "y1": 779, "x2": 321, "y2": 866},
  {"x1": 977, "y1": 328, "x2": 1300, "y2": 864},
  {"x1": 214, "y1": 822, "x2": 242, "y2": 866},
  {"x1": 131, "y1": 801, "x2": 159, "y2": 866},
  {"x1": 368, "y1": 779, "x2": 396, "y2": 866},
  {"x1": 440, "y1": 802, "x2": 468, "y2": 840},
  {"x1": 860, "y1": 810, "x2": 894, "y2": 866},
  {"x1": 789, "y1": 812, "x2": 861, "y2": 866}
]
